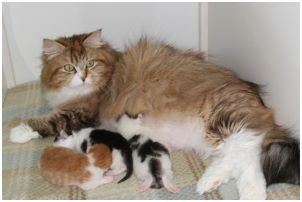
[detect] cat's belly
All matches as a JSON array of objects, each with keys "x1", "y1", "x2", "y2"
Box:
[{"x1": 141, "y1": 116, "x2": 214, "y2": 159}]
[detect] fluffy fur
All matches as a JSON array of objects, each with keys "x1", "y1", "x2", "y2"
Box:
[
  {"x1": 53, "y1": 128, "x2": 133, "y2": 183},
  {"x1": 129, "y1": 134, "x2": 179, "y2": 193},
  {"x1": 39, "y1": 144, "x2": 113, "y2": 190},
  {"x1": 117, "y1": 114, "x2": 178, "y2": 193},
  {"x1": 10, "y1": 29, "x2": 120, "y2": 142},
  {"x1": 102, "y1": 38, "x2": 299, "y2": 199},
  {"x1": 10, "y1": 34, "x2": 299, "y2": 199}
]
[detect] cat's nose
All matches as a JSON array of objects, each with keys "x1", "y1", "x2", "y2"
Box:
[{"x1": 81, "y1": 76, "x2": 86, "y2": 82}]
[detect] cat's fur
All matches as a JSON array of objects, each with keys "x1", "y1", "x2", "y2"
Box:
[
  {"x1": 11, "y1": 34, "x2": 299, "y2": 199},
  {"x1": 39, "y1": 144, "x2": 113, "y2": 190},
  {"x1": 116, "y1": 113, "x2": 179, "y2": 193},
  {"x1": 100, "y1": 38, "x2": 299, "y2": 199},
  {"x1": 128, "y1": 134, "x2": 179, "y2": 193},
  {"x1": 54, "y1": 128, "x2": 133, "y2": 183},
  {"x1": 10, "y1": 29, "x2": 120, "y2": 142}
]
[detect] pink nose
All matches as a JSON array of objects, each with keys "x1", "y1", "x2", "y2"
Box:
[{"x1": 81, "y1": 76, "x2": 86, "y2": 82}]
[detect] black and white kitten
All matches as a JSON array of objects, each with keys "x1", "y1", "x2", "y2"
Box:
[
  {"x1": 54, "y1": 128, "x2": 133, "y2": 183},
  {"x1": 117, "y1": 113, "x2": 179, "y2": 193},
  {"x1": 129, "y1": 134, "x2": 179, "y2": 193}
]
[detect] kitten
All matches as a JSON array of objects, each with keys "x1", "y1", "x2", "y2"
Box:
[
  {"x1": 129, "y1": 134, "x2": 179, "y2": 193},
  {"x1": 116, "y1": 113, "x2": 178, "y2": 193},
  {"x1": 10, "y1": 29, "x2": 120, "y2": 143},
  {"x1": 54, "y1": 128, "x2": 133, "y2": 183},
  {"x1": 39, "y1": 144, "x2": 113, "y2": 190}
]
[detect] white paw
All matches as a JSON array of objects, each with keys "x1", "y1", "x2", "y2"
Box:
[
  {"x1": 238, "y1": 181, "x2": 267, "y2": 200},
  {"x1": 162, "y1": 175, "x2": 180, "y2": 194},
  {"x1": 9, "y1": 123, "x2": 40, "y2": 143},
  {"x1": 105, "y1": 166, "x2": 126, "y2": 176},
  {"x1": 237, "y1": 159, "x2": 267, "y2": 200},
  {"x1": 196, "y1": 175, "x2": 223, "y2": 195},
  {"x1": 239, "y1": 186, "x2": 266, "y2": 200}
]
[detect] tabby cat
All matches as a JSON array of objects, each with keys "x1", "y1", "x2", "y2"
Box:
[
  {"x1": 10, "y1": 32, "x2": 299, "y2": 199},
  {"x1": 10, "y1": 29, "x2": 120, "y2": 142}
]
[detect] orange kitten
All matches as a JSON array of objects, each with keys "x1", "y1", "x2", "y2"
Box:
[{"x1": 39, "y1": 144, "x2": 113, "y2": 190}]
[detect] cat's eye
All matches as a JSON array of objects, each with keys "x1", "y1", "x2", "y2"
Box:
[
  {"x1": 63, "y1": 64, "x2": 75, "y2": 72},
  {"x1": 86, "y1": 60, "x2": 95, "y2": 68}
]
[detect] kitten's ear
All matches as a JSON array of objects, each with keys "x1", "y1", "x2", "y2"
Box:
[
  {"x1": 59, "y1": 130, "x2": 69, "y2": 139},
  {"x1": 83, "y1": 29, "x2": 105, "y2": 48},
  {"x1": 138, "y1": 113, "x2": 143, "y2": 120},
  {"x1": 43, "y1": 39, "x2": 65, "y2": 60}
]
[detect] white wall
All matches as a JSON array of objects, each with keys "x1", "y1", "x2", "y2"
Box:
[
  {"x1": 208, "y1": 3, "x2": 299, "y2": 133},
  {"x1": 2, "y1": 69, "x2": 7, "y2": 103},
  {"x1": 3, "y1": 2, "x2": 200, "y2": 85}
]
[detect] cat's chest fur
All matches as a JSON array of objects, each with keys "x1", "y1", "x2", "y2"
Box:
[{"x1": 44, "y1": 85, "x2": 94, "y2": 108}]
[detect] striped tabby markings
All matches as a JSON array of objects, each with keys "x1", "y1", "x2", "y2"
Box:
[{"x1": 69, "y1": 186, "x2": 86, "y2": 200}]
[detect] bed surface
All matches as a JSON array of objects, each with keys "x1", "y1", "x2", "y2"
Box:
[{"x1": 2, "y1": 81, "x2": 300, "y2": 199}]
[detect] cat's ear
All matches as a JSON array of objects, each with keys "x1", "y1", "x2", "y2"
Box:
[
  {"x1": 83, "y1": 29, "x2": 105, "y2": 48},
  {"x1": 43, "y1": 39, "x2": 65, "y2": 60}
]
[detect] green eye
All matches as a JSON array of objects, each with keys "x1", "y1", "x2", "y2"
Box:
[
  {"x1": 86, "y1": 60, "x2": 95, "y2": 68},
  {"x1": 63, "y1": 64, "x2": 75, "y2": 72}
]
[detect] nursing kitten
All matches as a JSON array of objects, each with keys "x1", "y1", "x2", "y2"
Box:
[
  {"x1": 10, "y1": 29, "x2": 120, "y2": 143},
  {"x1": 129, "y1": 134, "x2": 179, "y2": 193},
  {"x1": 54, "y1": 128, "x2": 133, "y2": 183},
  {"x1": 39, "y1": 144, "x2": 113, "y2": 190},
  {"x1": 116, "y1": 113, "x2": 178, "y2": 193}
]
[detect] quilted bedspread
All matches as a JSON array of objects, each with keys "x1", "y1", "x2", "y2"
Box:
[{"x1": 2, "y1": 81, "x2": 300, "y2": 199}]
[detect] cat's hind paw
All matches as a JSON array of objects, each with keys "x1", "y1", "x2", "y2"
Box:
[{"x1": 9, "y1": 123, "x2": 40, "y2": 143}]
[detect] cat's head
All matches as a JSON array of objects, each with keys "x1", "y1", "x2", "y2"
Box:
[{"x1": 41, "y1": 29, "x2": 120, "y2": 106}]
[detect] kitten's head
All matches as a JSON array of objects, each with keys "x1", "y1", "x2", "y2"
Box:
[
  {"x1": 41, "y1": 29, "x2": 120, "y2": 104},
  {"x1": 53, "y1": 130, "x2": 74, "y2": 149}
]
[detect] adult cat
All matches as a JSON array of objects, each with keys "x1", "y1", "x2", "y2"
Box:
[
  {"x1": 10, "y1": 29, "x2": 120, "y2": 142},
  {"x1": 99, "y1": 38, "x2": 299, "y2": 199},
  {"x1": 10, "y1": 34, "x2": 299, "y2": 199}
]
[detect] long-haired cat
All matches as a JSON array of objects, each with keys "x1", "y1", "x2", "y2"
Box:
[
  {"x1": 39, "y1": 144, "x2": 113, "y2": 190},
  {"x1": 10, "y1": 29, "x2": 120, "y2": 142},
  {"x1": 11, "y1": 33, "x2": 299, "y2": 199},
  {"x1": 99, "y1": 38, "x2": 299, "y2": 199}
]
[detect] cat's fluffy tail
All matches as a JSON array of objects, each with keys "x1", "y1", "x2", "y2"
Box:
[{"x1": 261, "y1": 126, "x2": 300, "y2": 185}]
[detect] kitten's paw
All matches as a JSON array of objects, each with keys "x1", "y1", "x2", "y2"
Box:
[
  {"x1": 10, "y1": 123, "x2": 40, "y2": 143},
  {"x1": 102, "y1": 176, "x2": 114, "y2": 184},
  {"x1": 162, "y1": 175, "x2": 180, "y2": 194},
  {"x1": 105, "y1": 166, "x2": 126, "y2": 176},
  {"x1": 137, "y1": 179, "x2": 153, "y2": 193}
]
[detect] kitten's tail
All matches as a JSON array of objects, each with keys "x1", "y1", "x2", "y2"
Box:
[
  {"x1": 261, "y1": 126, "x2": 300, "y2": 186},
  {"x1": 118, "y1": 147, "x2": 133, "y2": 183},
  {"x1": 149, "y1": 158, "x2": 163, "y2": 189}
]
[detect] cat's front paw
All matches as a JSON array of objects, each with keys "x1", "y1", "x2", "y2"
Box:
[{"x1": 10, "y1": 123, "x2": 41, "y2": 143}]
